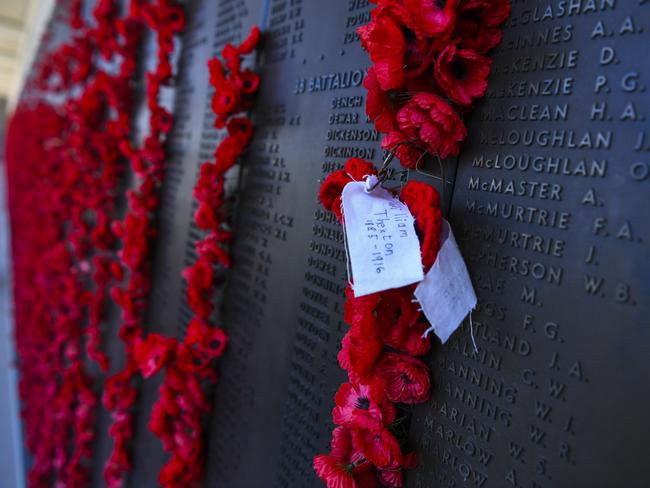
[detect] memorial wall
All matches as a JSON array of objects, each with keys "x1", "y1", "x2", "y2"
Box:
[
  {"x1": 409, "y1": 2, "x2": 650, "y2": 487},
  {"x1": 6, "y1": 1, "x2": 650, "y2": 487}
]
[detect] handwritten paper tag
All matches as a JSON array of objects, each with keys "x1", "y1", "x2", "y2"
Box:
[
  {"x1": 342, "y1": 176, "x2": 424, "y2": 297},
  {"x1": 415, "y1": 220, "x2": 477, "y2": 343}
]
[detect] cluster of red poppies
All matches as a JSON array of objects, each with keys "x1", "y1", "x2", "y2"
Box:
[
  {"x1": 6, "y1": 0, "x2": 185, "y2": 486},
  {"x1": 7, "y1": 103, "x2": 101, "y2": 488},
  {"x1": 6, "y1": 3, "x2": 261, "y2": 486},
  {"x1": 360, "y1": 0, "x2": 510, "y2": 167},
  {"x1": 313, "y1": 2, "x2": 509, "y2": 486},
  {"x1": 100, "y1": 2, "x2": 185, "y2": 486},
  {"x1": 129, "y1": 26, "x2": 261, "y2": 487},
  {"x1": 315, "y1": 159, "x2": 443, "y2": 488},
  {"x1": 5, "y1": 0, "x2": 157, "y2": 485}
]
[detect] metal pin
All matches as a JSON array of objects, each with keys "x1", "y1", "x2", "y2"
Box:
[
  {"x1": 340, "y1": 200, "x2": 354, "y2": 288},
  {"x1": 368, "y1": 140, "x2": 427, "y2": 191},
  {"x1": 469, "y1": 312, "x2": 478, "y2": 353},
  {"x1": 414, "y1": 154, "x2": 454, "y2": 205}
]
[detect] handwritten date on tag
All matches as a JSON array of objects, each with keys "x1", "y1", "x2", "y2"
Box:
[
  {"x1": 341, "y1": 178, "x2": 424, "y2": 297},
  {"x1": 415, "y1": 220, "x2": 477, "y2": 343}
]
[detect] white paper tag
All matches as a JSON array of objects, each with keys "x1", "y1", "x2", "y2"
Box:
[
  {"x1": 341, "y1": 176, "x2": 424, "y2": 297},
  {"x1": 414, "y1": 220, "x2": 477, "y2": 343}
]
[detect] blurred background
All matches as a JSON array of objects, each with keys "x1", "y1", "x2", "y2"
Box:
[
  {"x1": 0, "y1": 0, "x2": 56, "y2": 110},
  {"x1": 0, "y1": 1, "x2": 56, "y2": 486}
]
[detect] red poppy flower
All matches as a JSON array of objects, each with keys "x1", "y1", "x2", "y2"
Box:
[
  {"x1": 390, "y1": 92, "x2": 467, "y2": 161},
  {"x1": 314, "y1": 426, "x2": 372, "y2": 488},
  {"x1": 102, "y1": 371, "x2": 137, "y2": 411},
  {"x1": 227, "y1": 116, "x2": 254, "y2": 142},
  {"x1": 399, "y1": 180, "x2": 440, "y2": 220},
  {"x1": 145, "y1": 72, "x2": 161, "y2": 108},
  {"x1": 414, "y1": 206, "x2": 443, "y2": 270},
  {"x1": 109, "y1": 260, "x2": 124, "y2": 281},
  {"x1": 435, "y1": 44, "x2": 492, "y2": 106},
  {"x1": 343, "y1": 286, "x2": 381, "y2": 326},
  {"x1": 376, "y1": 352, "x2": 430, "y2": 403},
  {"x1": 184, "y1": 374, "x2": 211, "y2": 413},
  {"x1": 364, "y1": 67, "x2": 398, "y2": 133},
  {"x1": 142, "y1": 136, "x2": 165, "y2": 168},
  {"x1": 108, "y1": 412, "x2": 135, "y2": 440},
  {"x1": 175, "y1": 343, "x2": 209, "y2": 373},
  {"x1": 182, "y1": 257, "x2": 215, "y2": 318},
  {"x1": 134, "y1": 334, "x2": 177, "y2": 378},
  {"x1": 358, "y1": 14, "x2": 406, "y2": 90},
  {"x1": 372, "y1": 0, "x2": 457, "y2": 41},
  {"x1": 158, "y1": 454, "x2": 186, "y2": 486},
  {"x1": 237, "y1": 25, "x2": 261, "y2": 55},
  {"x1": 194, "y1": 162, "x2": 224, "y2": 207},
  {"x1": 319, "y1": 159, "x2": 377, "y2": 221},
  {"x1": 403, "y1": 0, "x2": 458, "y2": 38},
  {"x1": 400, "y1": 180, "x2": 443, "y2": 269},
  {"x1": 222, "y1": 43, "x2": 242, "y2": 74},
  {"x1": 319, "y1": 171, "x2": 351, "y2": 222},
  {"x1": 160, "y1": 4, "x2": 186, "y2": 34},
  {"x1": 173, "y1": 429, "x2": 203, "y2": 461},
  {"x1": 338, "y1": 291, "x2": 385, "y2": 379},
  {"x1": 455, "y1": 0, "x2": 511, "y2": 53},
  {"x1": 376, "y1": 288, "x2": 420, "y2": 330},
  {"x1": 332, "y1": 381, "x2": 396, "y2": 427},
  {"x1": 351, "y1": 423, "x2": 402, "y2": 469},
  {"x1": 338, "y1": 327, "x2": 384, "y2": 385},
  {"x1": 212, "y1": 118, "x2": 254, "y2": 172},
  {"x1": 211, "y1": 82, "x2": 241, "y2": 127},
  {"x1": 104, "y1": 445, "x2": 132, "y2": 488},
  {"x1": 376, "y1": 289, "x2": 431, "y2": 355},
  {"x1": 183, "y1": 258, "x2": 214, "y2": 293},
  {"x1": 331, "y1": 426, "x2": 360, "y2": 464},
  {"x1": 214, "y1": 137, "x2": 243, "y2": 173},
  {"x1": 149, "y1": 399, "x2": 173, "y2": 440},
  {"x1": 185, "y1": 318, "x2": 228, "y2": 360},
  {"x1": 377, "y1": 452, "x2": 417, "y2": 488},
  {"x1": 194, "y1": 201, "x2": 219, "y2": 231},
  {"x1": 313, "y1": 453, "x2": 357, "y2": 488},
  {"x1": 235, "y1": 69, "x2": 260, "y2": 94},
  {"x1": 155, "y1": 55, "x2": 173, "y2": 84},
  {"x1": 152, "y1": 106, "x2": 174, "y2": 133},
  {"x1": 195, "y1": 232, "x2": 231, "y2": 267},
  {"x1": 379, "y1": 316, "x2": 431, "y2": 356},
  {"x1": 198, "y1": 328, "x2": 228, "y2": 359},
  {"x1": 70, "y1": 0, "x2": 83, "y2": 29},
  {"x1": 208, "y1": 57, "x2": 225, "y2": 88}
]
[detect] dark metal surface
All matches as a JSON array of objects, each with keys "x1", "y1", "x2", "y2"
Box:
[
  {"x1": 408, "y1": 2, "x2": 650, "y2": 487},
  {"x1": 141, "y1": 1, "x2": 450, "y2": 487},
  {"x1": 137, "y1": 0, "x2": 650, "y2": 487},
  {"x1": 131, "y1": 0, "x2": 267, "y2": 485}
]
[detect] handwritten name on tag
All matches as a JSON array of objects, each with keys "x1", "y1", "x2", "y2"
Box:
[
  {"x1": 414, "y1": 220, "x2": 477, "y2": 343},
  {"x1": 341, "y1": 177, "x2": 424, "y2": 297}
]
